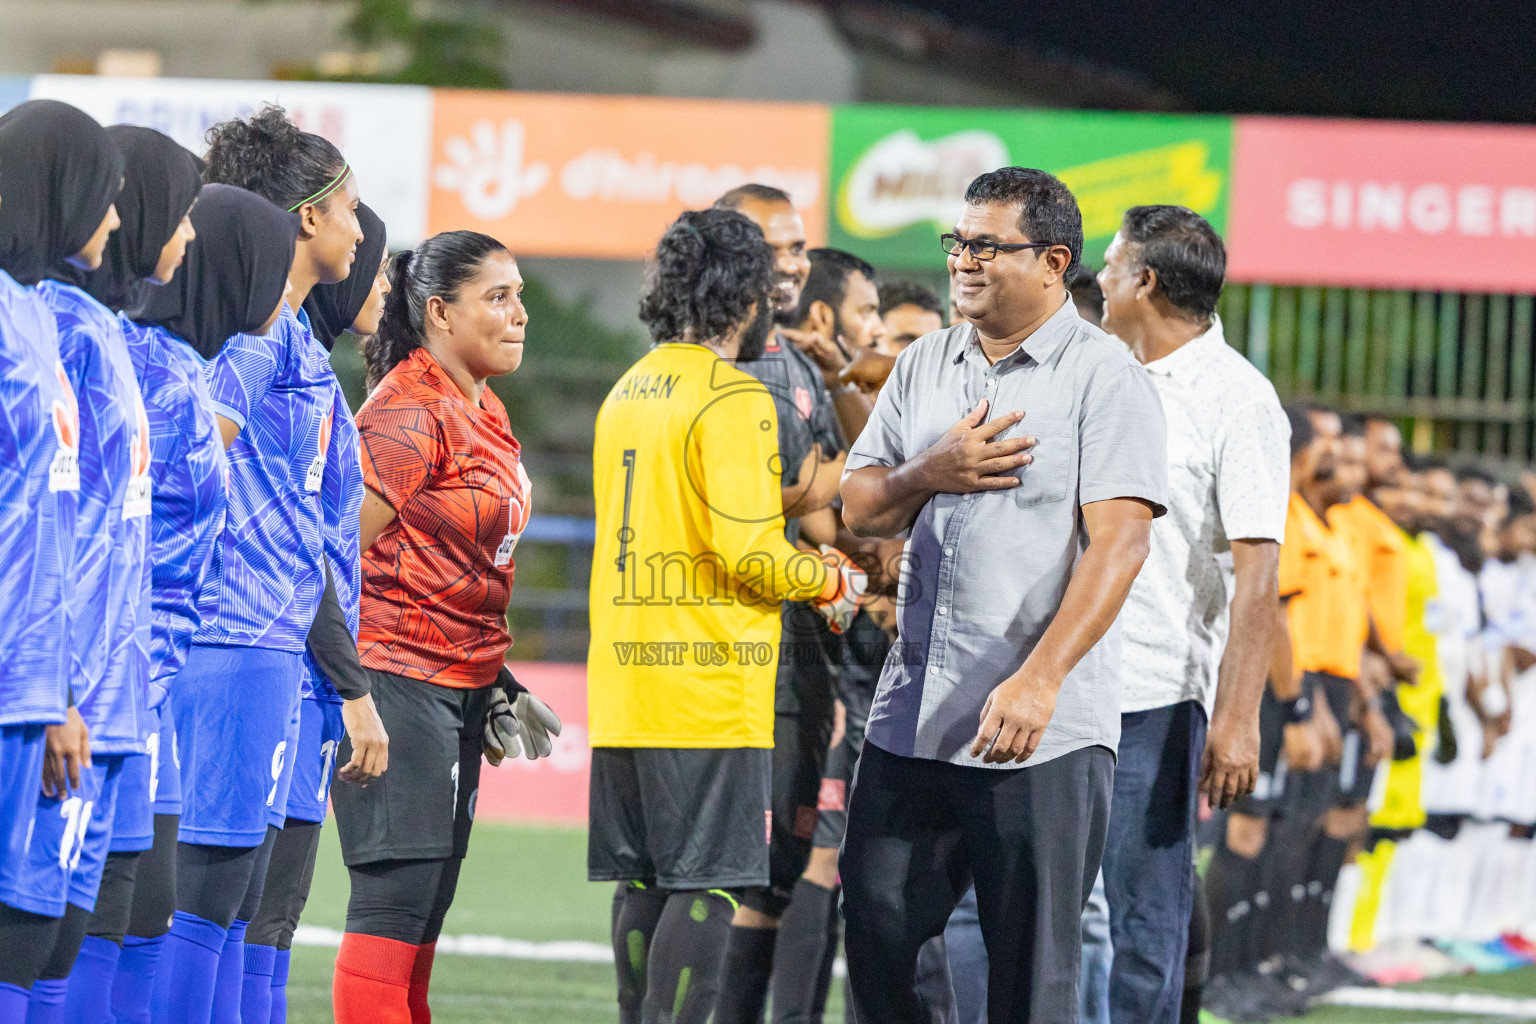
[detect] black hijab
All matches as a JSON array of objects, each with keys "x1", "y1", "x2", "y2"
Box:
[
  {"x1": 0, "y1": 99, "x2": 125, "y2": 286},
  {"x1": 133, "y1": 184, "x2": 300, "y2": 359},
  {"x1": 63, "y1": 125, "x2": 203, "y2": 312},
  {"x1": 302, "y1": 202, "x2": 386, "y2": 351}
]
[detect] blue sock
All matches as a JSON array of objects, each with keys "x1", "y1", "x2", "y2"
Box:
[
  {"x1": 148, "y1": 912, "x2": 226, "y2": 1024},
  {"x1": 111, "y1": 934, "x2": 163, "y2": 1024},
  {"x1": 62, "y1": 935, "x2": 120, "y2": 1024},
  {"x1": 269, "y1": 948, "x2": 290, "y2": 1024},
  {"x1": 23, "y1": 978, "x2": 67, "y2": 1024},
  {"x1": 240, "y1": 943, "x2": 276, "y2": 1024},
  {"x1": 0, "y1": 982, "x2": 28, "y2": 1024},
  {"x1": 210, "y1": 920, "x2": 247, "y2": 1024}
]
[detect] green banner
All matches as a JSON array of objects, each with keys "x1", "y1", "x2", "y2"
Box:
[{"x1": 830, "y1": 105, "x2": 1234, "y2": 271}]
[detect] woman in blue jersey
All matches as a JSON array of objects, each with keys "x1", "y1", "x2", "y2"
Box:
[
  {"x1": 44, "y1": 124, "x2": 204, "y2": 1024},
  {"x1": 148, "y1": 106, "x2": 386, "y2": 1024},
  {"x1": 242, "y1": 201, "x2": 390, "y2": 1024},
  {"x1": 125, "y1": 184, "x2": 298, "y2": 1024},
  {"x1": 0, "y1": 98, "x2": 129, "y2": 1022},
  {"x1": 0, "y1": 102, "x2": 96, "y2": 1024}
]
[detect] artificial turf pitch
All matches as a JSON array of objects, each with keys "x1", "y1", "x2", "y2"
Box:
[{"x1": 282, "y1": 822, "x2": 1536, "y2": 1023}]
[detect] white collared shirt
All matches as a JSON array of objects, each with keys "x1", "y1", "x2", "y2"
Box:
[{"x1": 1118, "y1": 316, "x2": 1291, "y2": 714}]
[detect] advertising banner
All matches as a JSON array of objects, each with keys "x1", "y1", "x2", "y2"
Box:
[
  {"x1": 474, "y1": 662, "x2": 591, "y2": 824},
  {"x1": 1227, "y1": 116, "x2": 1536, "y2": 292},
  {"x1": 829, "y1": 105, "x2": 1233, "y2": 270},
  {"x1": 27, "y1": 75, "x2": 435, "y2": 246},
  {"x1": 427, "y1": 90, "x2": 829, "y2": 259}
]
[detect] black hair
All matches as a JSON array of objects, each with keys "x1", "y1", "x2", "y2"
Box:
[
  {"x1": 1507, "y1": 485, "x2": 1536, "y2": 519},
  {"x1": 714, "y1": 183, "x2": 793, "y2": 211},
  {"x1": 1118, "y1": 205, "x2": 1226, "y2": 322},
  {"x1": 1454, "y1": 464, "x2": 1500, "y2": 486},
  {"x1": 1415, "y1": 452, "x2": 1449, "y2": 473},
  {"x1": 1400, "y1": 451, "x2": 1429, "y2": 474},
  {"x1": 1285, "y1": 404, "x2": 1315, "y2": 460},
  {"x1": 1067, "y1": 264, "x2": 1103, "y2": 306},
  {"x1": 794, "y1": 248, "x2": 876, "y2": 326},
  {"x1": 962, "y1": 167, "x2": 1083, "y2": 272},
  {"x1": 367, "y1": 230, "x2": 510, "y2": 389},
  {"x1": 202, "y1": 105, "x2": 347, "y2": 212},
  {"x1": 1340, "y1": 414, "x2": 1367, "y2": 438},
  {"x1": 878, "y1": 280, "x2": 943, "y2": 319},
  {"x1": 639, "y1": 208, "x2": 773, "y2": 346}
]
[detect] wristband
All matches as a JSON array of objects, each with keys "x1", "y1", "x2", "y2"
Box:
[{"x1": 1279, "y1": 692, "x2": 1313, "y2": 724}]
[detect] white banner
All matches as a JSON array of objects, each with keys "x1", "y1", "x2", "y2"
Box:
[{"x1": 28, "y1": 75, "x2": 433, "y2": 246}]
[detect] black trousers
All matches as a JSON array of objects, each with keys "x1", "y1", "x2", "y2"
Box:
[{"x1": 841, "y1": 742, "x2": 1113, "y2": 1024}]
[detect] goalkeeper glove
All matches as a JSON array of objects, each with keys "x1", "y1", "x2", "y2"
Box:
[
  {"x1": 484, "y1": 668, "x2": 563, "y2": 765},
  {"x1": 811, "y1": 544, "x2": 867, "y2": 634}
]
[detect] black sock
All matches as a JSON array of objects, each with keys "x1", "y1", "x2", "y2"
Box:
[
  {"x1": 811, "y1": 888, "x2": 840, "y2": 1020},
  {"x1": 1308, "y1": 836, "x2": 1350, "y2": 958},
  {"x1": 1264, "y1": 822, "x2": 1315, "y2": 961},
  {"x1": 611, "y1": 882, "x2": 668, "y2": 1024},
  {"x1": 1205, "y1": 841, "x2": 1260, "y2": 977},
  {"x1": 714, "y1": 921, "x2": 777, "y2": 1024},
  {"x1": 647, "y1": 889, "x2": 739, "y2": 1024},
  {"x1": 769, "y1": 879, "x2": 837, "y2": 1024}
]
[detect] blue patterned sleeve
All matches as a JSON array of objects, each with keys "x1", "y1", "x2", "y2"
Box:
[{"x1": 205, "y1": 331, "x2": 283, "y2": 431}]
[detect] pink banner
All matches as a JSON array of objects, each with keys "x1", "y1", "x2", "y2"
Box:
[
  {"x1": 476, "y1": 662, "x2": 590, "y2": 824},
  {"x1": 1227, "y1": 116, "x2": 1536, "y2": 292}
]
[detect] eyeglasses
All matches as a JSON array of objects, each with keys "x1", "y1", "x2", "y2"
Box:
[{"x1": 941, "y1": 233, "x2": 1058, "y2": 261}]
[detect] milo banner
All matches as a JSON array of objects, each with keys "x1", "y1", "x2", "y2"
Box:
[{"x1": 830, "y1": 105, "x2": 1234, "y2": 270}]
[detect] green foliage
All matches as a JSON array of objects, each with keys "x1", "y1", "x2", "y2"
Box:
[{"x1": 295, "y1": 0, "x2": 511, "y2": 89}]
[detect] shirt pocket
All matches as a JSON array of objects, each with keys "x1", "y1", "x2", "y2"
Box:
[{"x1": 1011, "y1": 428, "x2": 1073, "y2": 508}]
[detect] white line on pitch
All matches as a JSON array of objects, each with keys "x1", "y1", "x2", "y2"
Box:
[{"x1": 1325, "y1": 985, "x2": 1536, "y2": 1017}]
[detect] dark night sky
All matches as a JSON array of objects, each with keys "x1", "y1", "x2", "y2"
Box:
[{"x1": 899, "y1": 0, "x2": 1536, "y2": 124}]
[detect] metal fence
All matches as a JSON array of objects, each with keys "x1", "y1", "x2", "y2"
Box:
[{"x1": 1219, "y1": 283, "x2": 1536, "y2": 463}]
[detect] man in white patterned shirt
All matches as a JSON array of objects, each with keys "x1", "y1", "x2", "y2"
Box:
[{"x1": 1096, "y1": 206, "x2": 1291, "y2": 1024}]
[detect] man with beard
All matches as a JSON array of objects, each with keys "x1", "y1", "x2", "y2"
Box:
[
  {"x1": 587, "y1": 208, "x2": 865, "y2": 1024},
  {"x1": 707, "y1": 240, "x2": 887, "y2": 1024}
]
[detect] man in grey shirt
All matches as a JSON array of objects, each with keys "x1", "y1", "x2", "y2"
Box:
[{"x1": 839, "y1": 167, "x2": 1169, "y2": 1023}]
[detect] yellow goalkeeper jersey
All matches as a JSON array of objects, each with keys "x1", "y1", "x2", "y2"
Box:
[{"x1": 587, "y1": 343, "x2": 828, "y2": 748}]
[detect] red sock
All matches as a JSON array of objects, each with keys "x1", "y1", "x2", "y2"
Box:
[
  {"x1": 333, "y1": 933, "x2": 417, "y2": 1024},
  {"x1": 408, "y1": 942, "x2": 436, "y2": 1023}
]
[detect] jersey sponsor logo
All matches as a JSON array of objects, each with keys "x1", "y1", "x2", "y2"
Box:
[
  {"x1": 817, "y1": 778, "x2": 846, "y2": 812},
  {"x1": 123, "y1": 395, "x2": 153, "y2": 519},
  {"x1": 794, "y1": 385, "x2": 813, "y2": 421},
  {"x1": 493, "y1": 462, "x2": 533, "y2": 568},
  {"x1": 306, "y1": 408, "x2": 334, "y2": 493},
  {"x1": 49, "y1": 362, "x2": 80, "y2": 493}
]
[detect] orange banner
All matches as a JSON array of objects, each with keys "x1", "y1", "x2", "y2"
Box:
[{"x1": 428, "y1": 90, "x2": 829, "y2": 259}]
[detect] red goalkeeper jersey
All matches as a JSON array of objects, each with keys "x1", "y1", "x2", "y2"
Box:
[{"x1": 356, "y1": 347, "x2": 531, "y2": 688}]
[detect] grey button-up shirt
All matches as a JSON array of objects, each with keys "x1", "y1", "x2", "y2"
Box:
[{"x1": 845, "y1": 298, "x2": 1169, "y2": 768}]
